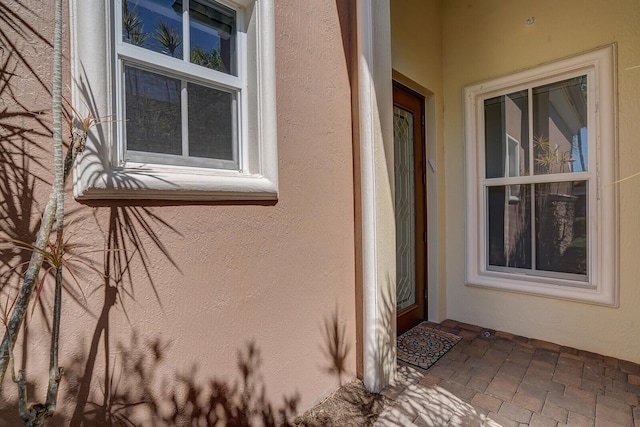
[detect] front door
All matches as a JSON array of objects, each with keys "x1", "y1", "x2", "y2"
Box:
[{"x1": 393, "y1": 83, "x2": 426, "y2": 335}]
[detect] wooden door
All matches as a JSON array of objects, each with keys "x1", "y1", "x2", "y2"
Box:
[{"x1": 393, "y1": 83, "x2": 427, "y2": 335}]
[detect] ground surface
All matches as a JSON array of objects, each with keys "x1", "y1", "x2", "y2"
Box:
[
  {"x1": 376, "y1": 320, "x2": 640, "y2": 427},
  {"x1": 295, "y1": 320, "x2": 640, "y2": 427},
  {"x1": 292, "y1": 380, "x2": 389, "y2": 427}
]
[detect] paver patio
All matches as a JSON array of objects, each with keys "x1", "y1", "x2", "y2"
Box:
[{"x1": 375, "y1": 320, "x2": 640, "y2": 427}]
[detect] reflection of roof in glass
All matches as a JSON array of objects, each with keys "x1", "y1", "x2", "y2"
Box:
[
  {"x1": 136, "y1": 0, "x2": 179, "y2": 22},
  {"x1": 537, "y1": 77, "x2": 587, "y2": 135},
  {"x1": 173, "y1": 0, "x2": 235, "y2": 39}
]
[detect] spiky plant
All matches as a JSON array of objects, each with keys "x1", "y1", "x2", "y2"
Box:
[
  {"x1": 154, "y1": 21, "x2": 182, "y2": 58},
  {"x1": 122, "y1": 0, "x2": 149, "y2": 47},
  {"x1": 534, "y1": 135, "x2": 574, "y2": 174},
  {"x1": 191, "y1": 44, "x2": 224, "y2": 71},
  {"x1": 0, "y1": 2, "x2": 97, "y2": 422}
]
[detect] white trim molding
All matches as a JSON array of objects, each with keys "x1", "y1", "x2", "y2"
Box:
[
  {"x1": 357, "y1": 0, "x2": 396, "y2": 393},
  {"x1": 70, "y1": 0, "x2": 278, "y2": 201},
  {"x1": 464, "y1": 45, "x2": 618, "y2": 306}
]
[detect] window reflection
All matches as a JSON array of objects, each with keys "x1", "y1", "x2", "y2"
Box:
[
  {"x1": 487, "y1": 185, "x2": 532, "y2": 269},
  {"x1": 535, "y1": 181, "x2": 588, "y2": 275},
  {"x1": 487, "y1": 181, "x2": 587, "y2": 277},
  {"x1": 122, "y1": 0, "x2": 183, "y2": 58},
  {"x1": 484, "y1": 91, "x2": 529, "y2": 179},
  {"x1": 189, "y1": 0, "x2": 236, "y2": 74},
  {"x1": 533, "y1": 76, "x2": 588, "y2": 174}
]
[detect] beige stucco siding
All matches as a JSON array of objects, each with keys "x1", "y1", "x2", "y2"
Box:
[
  {"x1": 443, "y1": 0, "x2": 640, "y2": 362},
  {"x1": 0, "y1": 0, "x2": 356, "y2": 422}
]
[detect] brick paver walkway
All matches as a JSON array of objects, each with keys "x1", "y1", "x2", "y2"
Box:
[{"x1": 375, "y1": 320, "x2": 640, "y2": 427}]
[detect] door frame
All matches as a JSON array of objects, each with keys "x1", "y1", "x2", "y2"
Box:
[{"x1": 393, "y1": 82, "x2": 427, "y2": 335}]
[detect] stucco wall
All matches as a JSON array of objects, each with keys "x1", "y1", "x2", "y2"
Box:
[
  {"x1": 442, "y1": 0, "x2": 640, "y2": 362},
  {"x1": 0, "y1": 0, "x2": 356, "y2": 423},
  {"x1": 390, "y1": 0, "x2": 446, "y2": 322}
]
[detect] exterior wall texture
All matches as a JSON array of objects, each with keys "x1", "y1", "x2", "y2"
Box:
[
  {"x1": 0, "y1": 0, "x2": 356, "y2": 423},
  {"x1": 442, "y1": 0, "x2": 640, "y2": 362}
]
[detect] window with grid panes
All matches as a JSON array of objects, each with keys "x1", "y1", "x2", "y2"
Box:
[
  {"x1": 71, "y1": 0, "x2": 278, "y2": 201},
  {"x1": 463, "y1": 46, "x2": 618, "y2": 305}
]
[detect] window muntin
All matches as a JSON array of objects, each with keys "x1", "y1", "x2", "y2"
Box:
[
  {"x1": 482, "y1": 76, "x2": 590, "y2": 282},
  {"x1": 464, "y1": 45, "x2": 617, "y2": 305},
  {"x1": 118, "y1": 0, "x2": 241, "y2": 170}
]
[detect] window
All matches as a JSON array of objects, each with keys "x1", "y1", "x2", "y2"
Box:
[
  {"x1": 464, "y1": 45, "x2": 618, "y2": 305},
  {"x1": 70, "y1": 0, "x2": 277, "y2": 200}
]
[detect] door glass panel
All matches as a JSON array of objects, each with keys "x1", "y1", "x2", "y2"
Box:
[{"x1": 394, "y1": 106, "x2": 416, "y2": 312}]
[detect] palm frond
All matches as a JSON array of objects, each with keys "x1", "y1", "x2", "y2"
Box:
[{"x1": 153, "y1": 21, "x2": 182, "y2": 57}]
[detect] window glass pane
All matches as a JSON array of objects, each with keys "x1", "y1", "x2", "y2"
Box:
[
  {"x1": 122, "y1": 0, "x2": 183, "y2": 59},
  {"x1": 533, "y1": 76, "x2": 588, "y2": 174},
  {"x1": 125, "y1": 65, "x2": 182, "y2": 155},
  {"x1": 189, "y1": 0, "x2": 236, "y2": 75},
  {"x1": 187, "y1": 82, "x2": 235, "y2": 161},
  {"x1": 535, "y1": 181, "x2": 587, "y2": 275},
  {"x1": 487, "y1": 184, "x2": 531, "y2": 269},
  {"x1": 484, "y1": 91, "x2": 529, "y2": 179}
]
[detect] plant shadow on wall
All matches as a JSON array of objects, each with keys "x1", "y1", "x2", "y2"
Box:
[
  {"x1": 377, "y1": 274, "x2": 396, "y2": 386},
  {"x1": 1, "y1": 2, "x2": 299, "y2": 425},
  {"x1": 320, "y1": 306, "x2": 352, "y2": 388},
  {"x1": 64, "y1": 187, "x2": 299, "y2": 426},
  {"x1": 1, "y1": 188, "x2": 301, "y2": 426},
  {"x1": 63, "y1": 335, "x2": 299, "y2": 426},
  {"x1": 64, "y1": 201, "x2": 180, "y2": 426},
  {"x1": 293, "y1": 289, "x2": 394, "y2": 426},
  {"x1": 0, "y1": 0, "x2": 57, "y2": 262}
]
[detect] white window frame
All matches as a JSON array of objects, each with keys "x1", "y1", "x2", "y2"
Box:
[
  {"x1": 70, "y1": 0, "x2": 278, "y2": 201},
  {"x1": 464, "y1": 45, "x2": 618, "y2": 306}
]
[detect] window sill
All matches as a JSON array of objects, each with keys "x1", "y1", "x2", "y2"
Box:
[
  {"x1": 465, "y1": 271, "x2": 618, "y2": 307},
  {"x1": 73, "y1": 158, "x2": 278, "y2": 201}
]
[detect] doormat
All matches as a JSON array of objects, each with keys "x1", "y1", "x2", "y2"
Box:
[{"x1": 397, "y1": 322, "x2": 462, "y2": 370}]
